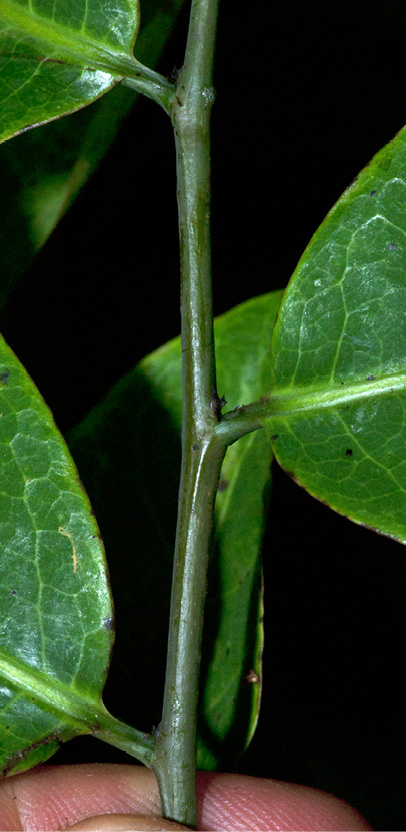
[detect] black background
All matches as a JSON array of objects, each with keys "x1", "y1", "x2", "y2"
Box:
[{"x1": 1, "y1": 1, "x2": 406, "y2": 829}]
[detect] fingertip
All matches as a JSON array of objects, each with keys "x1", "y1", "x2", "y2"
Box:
[
  {"x1": 196, "y1": 773, "x2": 373, "y2": 831},
  {"x1": 64, "y1": 812, "x2": 188, "y2": 831}
]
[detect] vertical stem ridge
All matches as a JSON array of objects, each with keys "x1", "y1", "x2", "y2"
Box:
[
  {"x1": 153, "y1": 0, "x2": 221, "y2": 826},
  {"x1": 154, "y1": 436, "x2": 226, "y2": 825}
]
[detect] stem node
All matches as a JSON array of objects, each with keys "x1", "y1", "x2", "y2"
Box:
[{"x1": 152, "y1": 0, "x2": 220, "y2": 825}]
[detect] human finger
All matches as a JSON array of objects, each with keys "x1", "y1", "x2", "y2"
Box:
[
  {"x1": 65, "y1": 811, "x2": 187, "y2": 830},
  {"x1": 196, "y1": 772, "x2": 373, "y2": 831},
  {"x1": 0, "y1": 764, "x2": 373, "y2": 831}
]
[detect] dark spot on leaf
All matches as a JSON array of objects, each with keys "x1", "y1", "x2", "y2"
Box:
[
  {"x1": 3, "y1": 733, "x2": 63, "y2": 776},
  {"x1": 284, "y1": 469, "x2": 301, "y2": 484},
  {"x1": 192, "y1": 443, "x2": 199, "y2": 451},
  {"x1": 1, "y1": 370, "x2": 10, "y2": 384},
  {"x1": 10, "y1": 589, "x2": 17, "y2": 596},
  {"x1": 271, "y1": 434, "x2": 278, "y2": 440},
  {"x1": 345, "y1": 448, "x2": 353, "y2": 457},
  {"x1": 366, "y1": 374, "x2": 375, "y2": 381},
  {"x1": 370, "y1": 189, "x2": 377, "y2": 196},
  {"x1": 389, "y1": 242, "x2": 397, "y2": 250},
  {"x1": 217, "y1": 478, "x2": 228, "y2": 492},
  {"x1": 103, "y1": 618, "x2": 114, "y2": 630}
]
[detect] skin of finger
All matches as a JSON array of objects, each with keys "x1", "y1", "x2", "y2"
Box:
[
  {"x1": 0, "y1": 766, "x2": 159, "y2": 832},
  {"x1": 196, "y1": 773, "x2": 374, "y2": 831},
  {"x1": 0, "y1": 764, "x2": 373, "y2": 832},
  {"x1": 65, "y1": 812, "x2": 188, "y2": 831}
]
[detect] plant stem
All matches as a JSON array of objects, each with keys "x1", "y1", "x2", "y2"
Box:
[
  {"x1": 154, "y1": 436, "x2": 226, "y2": 826},
  {"x1": 152, "y1": 0, "x2": 221, "y2": 825},
  {"x1": 94, "y1": 709, "x2": 155, "y2": 767},
  {"x1": 121, "y1": 64, "x2": 175, "y2": 114},
  {"x1": 215, "y1": 397, "x2": 271, "y2": 445}
]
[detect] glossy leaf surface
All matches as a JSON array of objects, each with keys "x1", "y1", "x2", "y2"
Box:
[
  {"x1": 0, "y1": 0, "x2": 186, "y2": 309},
  {"x1": 264, "y1": 126, "x2": 406, "y2": 544},
  {"x1": 0, "y1": 0, "x2": 140, "y2": 142},
  {"x1": 68, "y1": 291, "x2": 282, "y2": 769},
  {"x1": 0, "y1": 334, "x2": 113, "y2": 775}
]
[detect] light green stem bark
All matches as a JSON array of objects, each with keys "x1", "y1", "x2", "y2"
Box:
[{"x1": 152, "y1": 0, "x2": 221, "y2": 825}]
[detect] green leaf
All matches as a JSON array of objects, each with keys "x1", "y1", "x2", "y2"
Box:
[
  {"x1": 197, "y1": 292, "x2": 283, "y2": 769},
  {"x1": 0, "y1": 0, "x2": 186, "y2": 310},
  {"x1": 263, "y1": 126, "x2": 406, "y2": 545},
  {"x1": 68, "y1": 291, "x2": 282, "y2": 769},
  {"x1": 0, "y1": 333, "x2": 114, "y2": 776},
  {"x1": 0, "y1": 0, "x2": 141, "y2": 142}
]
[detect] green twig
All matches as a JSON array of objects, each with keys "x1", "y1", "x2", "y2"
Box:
[
  {"x1": 215, "y1": 397, "x2": 271, "y2": 445},
  {"x1": 121, "y1": 62, "x2": 175, "y2": 113},
  {"x1": 152, "y1": 0, "x2": 221, "y2": 825},
  {"x1": 94, "y1": 709, "x2": 155, "y2": 767}
]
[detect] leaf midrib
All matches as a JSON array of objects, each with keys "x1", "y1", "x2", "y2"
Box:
[
  {"x1": 0, "y1": 649, "x2": 157, "y2": 767},
  {"x1": 0, "y1": 0, "x2": 137, "y2": 79},
  {"x1": 0, "y1": 649, "x2": 102, "y2": 730},
  {"x1": 270, "y1": 370, "x2": 406, "y2": 417}
]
